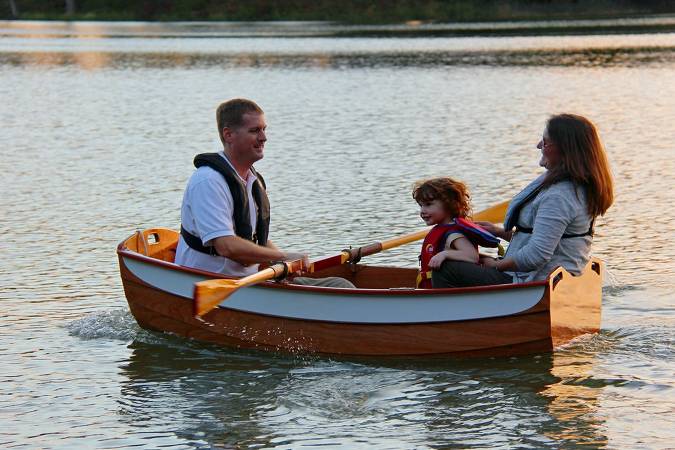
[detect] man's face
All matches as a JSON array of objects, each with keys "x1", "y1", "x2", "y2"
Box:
[{"x1": 225, "y1": 113, "x2": 267, "y2": 164}]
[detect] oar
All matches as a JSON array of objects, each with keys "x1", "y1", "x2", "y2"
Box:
[
  {"x1": 193, "y1": 199, "x2": 509, "y2": 317},
  {"x1": 472, "y1": 199, "x2": 510, "y2": 224},
  {"x1": 194, "y1": 259, "x2": 305, "y2": 317},
  {"x1": 307, "y1": 199, "x2": 509, "y2": 273}
]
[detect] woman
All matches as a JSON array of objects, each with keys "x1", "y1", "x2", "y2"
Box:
[{"x1": 432, "y1": 113, "x2": 614, "y2": 287}]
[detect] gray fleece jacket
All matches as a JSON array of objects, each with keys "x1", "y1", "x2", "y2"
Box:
[{"x1": 504, "y1": 174, "x2": 594, "y2": 282}]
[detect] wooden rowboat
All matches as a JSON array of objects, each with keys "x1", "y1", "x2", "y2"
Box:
[{"x1": 117, "y1": 228, "x2": 603, "y2": 357}]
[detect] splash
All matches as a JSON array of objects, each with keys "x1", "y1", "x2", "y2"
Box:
[
  {"x1": 65, "y1": 309, "x2": 142, "y2": 341},
  {"x1": 602, "y1": 265, "x2": 621, "y2": 288}
]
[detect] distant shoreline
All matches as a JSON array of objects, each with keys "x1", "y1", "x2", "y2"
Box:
[
  {"x1": 3, "y1": 16, "x2": 675, "y2": 39},
  {"x1": 4, "y1": 0, "x2": 675, "y2": 24}
]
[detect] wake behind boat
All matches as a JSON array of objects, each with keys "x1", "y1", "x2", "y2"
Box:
[{"x1": 117, "y1": 228, "x2": 603, "y2": 357}]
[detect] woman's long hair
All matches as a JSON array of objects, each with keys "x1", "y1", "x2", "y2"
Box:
[{"x1": 543, "y1": 114, "x2": 614, "y2": 217}]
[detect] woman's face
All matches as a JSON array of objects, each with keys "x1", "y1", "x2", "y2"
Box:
[{"x1": 537, "y1": 128, "x2": 561, "y2": 169}]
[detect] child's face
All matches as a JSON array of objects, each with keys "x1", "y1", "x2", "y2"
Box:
[{"x1": 418, "y1": 199, "x2": 451, "y2": 226}]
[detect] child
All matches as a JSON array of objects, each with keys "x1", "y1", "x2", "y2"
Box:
[{"x1": 412, "y1": 177, "x2": 499, "y2": 288}]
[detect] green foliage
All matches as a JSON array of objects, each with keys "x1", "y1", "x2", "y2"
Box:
[{"x1": 3, "y1": 0, "x2": 675, "y2": 22}]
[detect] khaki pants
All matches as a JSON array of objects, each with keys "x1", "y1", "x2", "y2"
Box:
[{"x1": 292, "y1": 276, "x2": 355, "y2": 289}]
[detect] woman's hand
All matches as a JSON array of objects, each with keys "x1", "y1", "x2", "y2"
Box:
[
  {"x1": 475, "y1": 221, "x2": 501, "y2": 235},
  {"x1": 475, "y1": 221, "x2": 511, "y2": 241},
  {"x1": 479, "y1": 255, "x2": 500, "y2": 269},
  {"x1": 479, "y1": 256, "x2": 517, "y2": 272}
]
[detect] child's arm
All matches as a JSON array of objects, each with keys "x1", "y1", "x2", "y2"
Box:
[{"x1": 428, "y1": 235, "x2": 479, "y2": 269}]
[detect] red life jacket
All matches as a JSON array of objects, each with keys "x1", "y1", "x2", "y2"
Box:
[{"x1": 416, "y1": 218, "x2": 500, "y2": 288}]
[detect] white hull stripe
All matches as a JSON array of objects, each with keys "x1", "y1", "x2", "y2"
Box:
[{"x1": 124, "y1": 257, "x2": 546, "y2": 324}]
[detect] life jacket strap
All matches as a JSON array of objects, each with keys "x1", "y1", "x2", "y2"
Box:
[
  {"x1": 515, "y1": 217, "x2": 595, "y2": 238},
  {"x1": 415, "y1": 270, "x2": 432, "y2": 288},
  {"x1": 180, "y1": 225, "x2": 218, "y2": 256}
]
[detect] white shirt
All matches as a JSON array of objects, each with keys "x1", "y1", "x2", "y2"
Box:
[{"x1": 175, "y1": 152, "x2": 259, "y2": 277}]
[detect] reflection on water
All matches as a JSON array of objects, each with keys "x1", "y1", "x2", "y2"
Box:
[
  {"x1": 542, "y1": 350, "x2": 606, "y2": 447},
  {"x1": 119, "y1": 337, "x2": 611, "y2": 448},
  {"x1": 2, "y1": 45, "x2": 675, "y2": 70},
  {"x1": 1, "y1": 19, "x2": 674, "y2": 449}
]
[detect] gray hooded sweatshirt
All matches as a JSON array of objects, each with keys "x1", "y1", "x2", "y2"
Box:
[{"x1": 504, "y1": 174, "x2": 594, "y2": 282}]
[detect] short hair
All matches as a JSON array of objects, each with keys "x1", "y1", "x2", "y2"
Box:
[
  {"x1": 216, "y1": 98, "x2": 264, "y2": 139},
  {"x1": 544, "y1": 113, "x2": 614, "y2": 216},
  {"x1": 412, "y1": 177, "x2": 472, "y2": 219}
]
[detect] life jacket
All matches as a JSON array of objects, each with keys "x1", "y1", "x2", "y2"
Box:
[
  {"x1": 180, "y1": 153, "x2": 270, "y2": 256},
  {"x1": 504, "y1": 182, "x2": 594, "y2": 238},
  {"x1": 416, "y1": 218, "x2": 500, "y2": 288}
]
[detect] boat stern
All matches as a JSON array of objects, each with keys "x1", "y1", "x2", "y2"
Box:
[{"x1": 548, "y1": 258, "x2": 603, "y2": 347}]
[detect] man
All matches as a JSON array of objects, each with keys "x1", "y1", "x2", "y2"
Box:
[{"x1": 175, "y1": 98, "x2": 353, "y2": 288}]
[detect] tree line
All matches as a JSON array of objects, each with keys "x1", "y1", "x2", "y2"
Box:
[{"x1": 4, "y1": 0, "x2": 675, "y2": 22}]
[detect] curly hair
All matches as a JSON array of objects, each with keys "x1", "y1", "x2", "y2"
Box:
[{"x1": 412, "y1": 177, "x2": 472, "y2": 219}]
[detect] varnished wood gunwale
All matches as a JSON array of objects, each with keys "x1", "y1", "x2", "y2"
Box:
[{"x1": 117, "y1": 236, "x2": 549, "y2": 296}]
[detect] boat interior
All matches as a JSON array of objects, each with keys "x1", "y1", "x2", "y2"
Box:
[{"x1": 122, "y1": 228, "x2": 420, "y2": 289}]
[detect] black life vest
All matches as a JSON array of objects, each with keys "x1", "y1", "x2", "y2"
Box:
[
  {"x1": 505, "y1": 182, "x2": 594, "y2": 238},
  {"x1": 181, "y1": 152, "x2": 270, "y2": 255}
]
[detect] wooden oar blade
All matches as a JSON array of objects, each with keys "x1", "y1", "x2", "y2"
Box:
[
  {"x1": 193, "y1": 278, "x2": 240, "y2": 317},
  {"x1": 473, "y1": 200, "x2": 509, "y2": 223},
  {"x1": 193, "y1": 263, "x2": 296, "y2": 317}
]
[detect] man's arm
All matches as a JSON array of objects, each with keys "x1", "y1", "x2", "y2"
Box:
[
  {"x1": 211, "y1": 236, "x2": 284, "y2": 265},
  {"x1": 211, "y1": 236, "x2": 306, "y2": 266}
]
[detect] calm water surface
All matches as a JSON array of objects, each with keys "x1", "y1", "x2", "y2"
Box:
[{"x1": 1, "y1": 20, "x2": 674, "y2": 449}]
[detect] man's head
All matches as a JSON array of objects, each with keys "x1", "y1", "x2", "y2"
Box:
[{"x1": 216, "y1": 98, "x2": 267, "y2": 166}]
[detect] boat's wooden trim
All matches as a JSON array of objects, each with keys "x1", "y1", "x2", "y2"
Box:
[
  {"x1": 121, "y1": 254, "x2": 549, "y2": 324},
  {"x1": 117, "y1": 245, "x2": 548, "y2": 297},
  {"x1": 120, "y1": 255, "x2": 548, "y2": 324},
  {"x1": 121, "y1": 276, "x2": 553, "y2": 356}
]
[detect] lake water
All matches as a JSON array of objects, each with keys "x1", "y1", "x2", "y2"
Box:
[{"x1": 1, "y1": 20, "x2": 674, "y2": 449}]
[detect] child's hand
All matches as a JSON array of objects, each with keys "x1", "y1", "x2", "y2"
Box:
[{"x1": 428, "y1": 252, "x2": 447, "y2": 269}]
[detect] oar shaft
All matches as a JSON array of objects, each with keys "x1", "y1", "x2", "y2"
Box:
[
  {"x1": 306, "y1": 201, "x2": 509, "y2": 273},
  {"x1": 379, "y1": 229, "x2": 429, "y2": 251}
]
